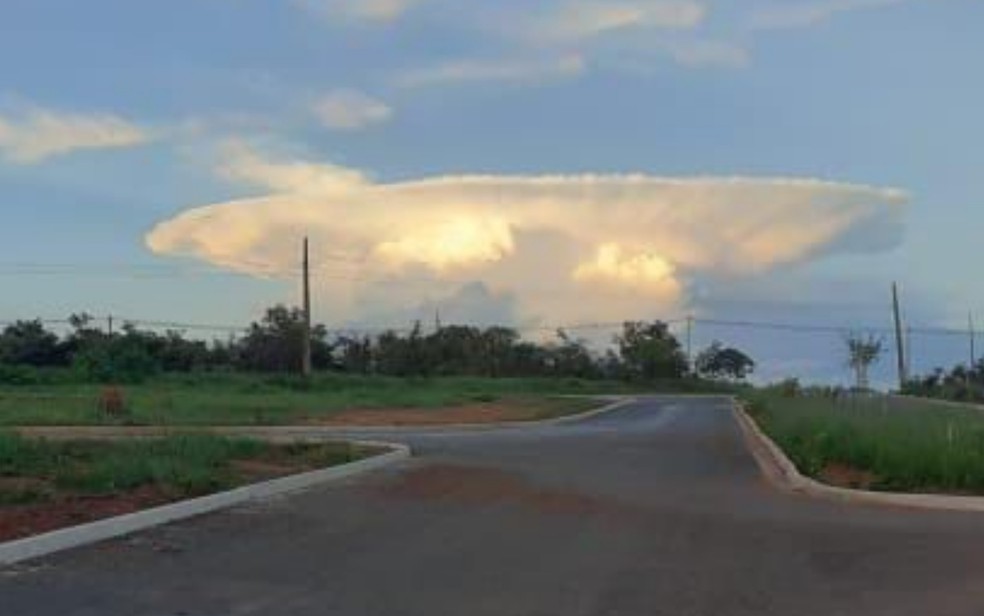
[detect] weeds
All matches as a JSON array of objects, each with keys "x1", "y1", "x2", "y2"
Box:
[
  {"x1": 747, "y1": 393, "x2": 984, "y2": 494},
  {"x1": 0, "y1": 432, "x2": 357, "y2": 504},
  {"x1": 0, "y1": 374, "x2": 675, "y2": 426}
]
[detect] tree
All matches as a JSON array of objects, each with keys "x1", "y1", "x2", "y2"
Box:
[
  {"x1": 72, "y1": 331, "x2": 160, "y2": 383},
  {"x1": 615, "y1": 321, "x2": 687, "y2": 380},
  {"x1": 549, "y1": 329, "x2": 599, "y2": 379},
  {"x1": 845, "y1": 333, "x2": 883, "y2": 391},
  {"x1": 0, "y1": 320, "x2": 66, "y2": 366},
  {"x1": 695, "y1": 341, "x2": 755, "y2": 381},
  {"x1": 237, "y1": 305, "x2": 331, "y2": 373},
  {"x1": 336, "y1": 335, "x2": 372, "y2": 374}
]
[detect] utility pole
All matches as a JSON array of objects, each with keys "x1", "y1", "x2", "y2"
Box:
[
  {"x1": 970, "y1": 312, "x2": 977, "y2": 368},
  {"x1": 905, "y1": 325, "x2": 912, "y2": 380},
  {"x1": 891, "y1": 282, "x2": 907, "y2": 390},
  {"x1": 301, "y1": 236, "x2": 312, "y2": 378},
  {"x1": 686, "y1": 314, "x2": 694, "y2": 374},
  {"x1": 107, "y1": 314, "x2": 113, "y2": 338}
]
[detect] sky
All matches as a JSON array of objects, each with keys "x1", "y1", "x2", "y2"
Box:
[{"x1": 1, "y1": 0, "x2": 982, "y2": 384}]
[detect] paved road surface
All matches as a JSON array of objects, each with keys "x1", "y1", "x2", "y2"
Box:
[{"x1": 4, "y1": 396, "x2": 984, "y2": 615}]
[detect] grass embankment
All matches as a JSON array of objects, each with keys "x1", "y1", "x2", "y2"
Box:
[
  {"x1": 746, "y1": 392, "x2": 984, "y2": 494},
  {"x1": 0, "y1": 373, "x2": 667, "y2": 426},
  {"x1": 0, "y1": 433, "x2": 366, "y2": 541}
]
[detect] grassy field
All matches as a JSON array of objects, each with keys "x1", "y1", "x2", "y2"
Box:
[
  {"x1": 0, "y1": 433, "x2": 362, "y2": 506},
  {"x1": 746, "y1": 392, "x2": 984, "y2": 494},
  {"x1": 0, "y1": 373, "x2": 672, "y2": 426}
]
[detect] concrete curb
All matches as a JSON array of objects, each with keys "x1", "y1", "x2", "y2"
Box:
[
  {"x1": 11, "y1": 397, "x2": 638, "y2": 439},
  {"x1": 732, "y1": 401, "x2": 984, "y2": 513},
  {"x1": 0, "y1": 440, "x2": 411, "y2": 567}
]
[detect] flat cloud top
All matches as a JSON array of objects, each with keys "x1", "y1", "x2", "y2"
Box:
[{"x1": 146, "y1": 146, "x2": 907, "y2": 323}]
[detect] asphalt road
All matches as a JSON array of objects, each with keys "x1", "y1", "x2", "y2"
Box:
[{"x1": 5, "y1": 396, "x2": 984, "y2": 616}]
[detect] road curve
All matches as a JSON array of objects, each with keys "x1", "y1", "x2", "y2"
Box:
[{"x1": 4, "y1": 396, "x2": 984, "y2": 616}]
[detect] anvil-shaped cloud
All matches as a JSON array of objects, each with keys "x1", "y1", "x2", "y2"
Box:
[{"x1": 146, "y1": 144, "x2": 907, "y2": 324}]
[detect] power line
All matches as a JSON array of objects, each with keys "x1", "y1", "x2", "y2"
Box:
[{"x1": 0, "y1": 313, "x2": 977, "y2": 339}]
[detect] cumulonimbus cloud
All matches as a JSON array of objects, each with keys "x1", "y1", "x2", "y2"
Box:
[
  {"x1": 146, "y1": 144, "x2": 908, "y2": 324},
  {"x1": 0, "y1": 107, "x2": 151, "y2": 163}
]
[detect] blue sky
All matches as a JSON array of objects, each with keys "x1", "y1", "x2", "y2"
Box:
[{"x1": 1, "y1": 0, "x2": 981, "y2": 383}]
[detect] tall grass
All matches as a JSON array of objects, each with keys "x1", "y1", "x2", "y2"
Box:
[
  {"x1": 747, "y1": 392, "x2": 984, "y2": 493},
  {"x1": 0, "y1": 433, "x2": 357, "y2": 504}
]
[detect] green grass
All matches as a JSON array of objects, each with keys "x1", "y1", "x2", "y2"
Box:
[
  {"x1": 746, "y1": 391, "x2": 984, "y2": 494},
  {"x1": 0, "y1": 432, "x2": 360, "y2": 505},
  {"x1": 0, "y1": 372, "x2": 671, "y2": 426}
]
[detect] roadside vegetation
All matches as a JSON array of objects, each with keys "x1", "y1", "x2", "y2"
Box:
[
  {"x1": 0, "y1": 433, "x2": 366, "y2": 541},
  {"x1": 0, "y1": 308, "x2": 753, "y2": 425},
  {"x1": 904, "y1": 360, "x2": 984, "y2": 404},
  {"x1": 0, "y1": 375, "x2": 637, "y2": 426},
  {"x1": 746, "y1": 385, "x2": 984, "y2": 494}
]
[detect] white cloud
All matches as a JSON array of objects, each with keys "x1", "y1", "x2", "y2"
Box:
[
  {"x1": 146, "y1": 145, "x2": 908, "y2": 324},
  {"x1": 396, "y1": 54, "x2": 586, "y2": 88},
  {"x1": 214, "y1": 140, "x2": 370, "y2": 194},
  {"x1": 295, "y1": 0, "x2": 420, "y2": 23},
  {"x1": 532, "y1": 1, "x2": 707, "y2": 43},
  {"x1": 0, "y1": 107, "x2": 151, "y2": 164},
  {"x1": 749, "y1": 0, "x2": 908, "y2": 30},
  {"x1": 573, "y1": 243, "x2": 682, "y2": 299},
  {"x1": 312, "y1": 89, "x2": 393, "y2": 130}
]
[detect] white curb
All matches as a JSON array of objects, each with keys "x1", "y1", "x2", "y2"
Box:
[
  {"x1": 732, "y1": 401, "x2": 984, "y2": 513},
  {"x1": 0, "y1": 441, "x2": 410, "y2": 567}
]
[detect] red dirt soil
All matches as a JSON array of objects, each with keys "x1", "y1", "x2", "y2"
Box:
[
  {"x1": 0, "y1": 485, "x2": 176, "y2": 543},
  {"x1": 313, "y1": 403, "x2": 549, "y2": 426},
  {"x1": 370, "y1": 463, "x2": 637, "y2": 519},
  {"x1": 819, "y1": 463, "x2": 880, "y2": 490},
  {"x1": 0, "y1": 453, "x2": 338, "y2": 543}
]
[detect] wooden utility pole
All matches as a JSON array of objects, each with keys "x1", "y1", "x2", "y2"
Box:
[
  {"x1": 301, "y1": 236, "x2": 312, "y2": 378},
  {"x1": 970, "y1": 312, "x2": 977, "y2": 368},
  {"x1": 891, "y1": 282, "x2": 907, "y2": 390},
  {"x1": 686, "y1": 314, "x2": 694, "y2": 374}
]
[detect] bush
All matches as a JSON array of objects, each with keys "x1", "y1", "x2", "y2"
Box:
[
  {"x1": 0, "y1": 364, "x2": 41, "y2": 386},
  {"x1": 73, "y1": 337, "x2": 159, "y2": 383}
]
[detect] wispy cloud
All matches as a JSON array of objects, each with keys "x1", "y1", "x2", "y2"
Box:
[
  {"x1": 530, "y1": 0, "x2": 707, "y2": 43},
  {"x1": 749, "y1": 0, "x2": 909, "y2": 30},
  {"x1": 311, "y1": 89, "x2": 393, "y2": 130},
  {"x1": 0, "y1": 107, "x2": 151, "y2": 164},
  {"x1": 396, "y1": 54, "x2": 586, "y2": 88},
  {"x1": 295, "y1": 0, "x2": 421, "y2": 23},
  {"x1": 147, "y1": 144, "x2": 908, "y2": 323}
]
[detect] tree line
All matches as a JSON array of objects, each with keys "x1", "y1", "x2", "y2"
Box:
[
  {"x1": 0, "y1": 306, "x2": 755, "y2": 384},
  {"x1": 903, "y1": 361, "x2": 984, "y2": 402}
]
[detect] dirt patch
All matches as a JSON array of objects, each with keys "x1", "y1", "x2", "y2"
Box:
[
  {"x1": 0, "y1": 444, "x2": 358, "y2": 543},
  {"x1": 819, "y1": 463, "x2": 880, "y2": 490},
  {"x1": 371, "y1": 463, "x2": 632, "y2": 518},
  {"x1": 228, "y1": 458, "x2": 298, "y2": 480},
  {"x1": 310, "y1": 399, "x2": 586, "y2": 427},
  {"x1": 0, "y1": 485, "x2": 176, "y2": 543}
]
